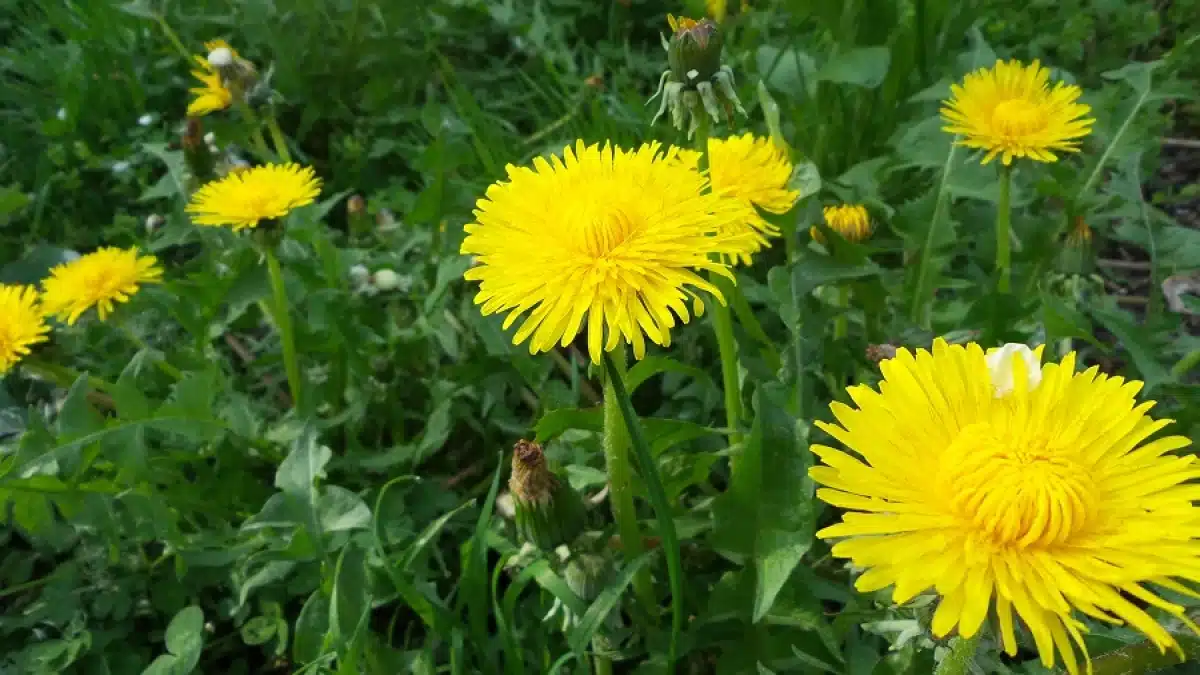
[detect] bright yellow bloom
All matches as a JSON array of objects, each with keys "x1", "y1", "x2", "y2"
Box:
[
  {"x1": 40, "y1": 247, "x2": 163, "y2": 325},
  {"x1": 707, "y1": 134, "x2": 799, "y2": 264},
  {"x1": 0, "y1": 285, "x2": 50, "y2": 374},
  {"x1": 187, "y1": 40, "x2": 236, "y2": 117},
  {"x1": 941, "y1": 59, "x2": 1094, "y2": 165},
  {"x1": 460, "y1": 140, "x2": 753, "y2": 364},
  {"x1": 811, "y1": 339, "x2": 1200, "y2": 674},
  {"x1": 186, "y1": 163, "x2": 322, "y2": 231},
  {"x1": 813, "y1": 204, "x2": 871, "y2": 244},
  {"x1": 667, "y1": 14, "x2": 701, "y2": 33}
]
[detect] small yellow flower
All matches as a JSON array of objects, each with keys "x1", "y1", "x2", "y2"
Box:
[
  {"x1": 811, "y1": 340, "x2": 1200, "y2": 674},
  {"x1": 40, "y1": 247, "x2": 163, "y2": 325},
  {"x1": 667, "y1": 14, "x2": 701, "y2": 34},
  {"x1": 941, "y1": 59, "x2": 1094, "y2": 165},
  {"x1": 813, "y1": 204, "x2": 871, "y2": 244},
  {"x1": 460, "y1": 140, "x2": 754, "y2": 364},
  {"x1": 186, "y1": 163, "x2": 323, "y2": 231},
  {"x1": 706, "y1": 133, "x2": 800, "y2": 264},
  {"x1": 0, "y1": 285, "x2": 51, "y2": 374},
  {"x1": 187, "y1": 39, "x2": 236, "y2": 117}
]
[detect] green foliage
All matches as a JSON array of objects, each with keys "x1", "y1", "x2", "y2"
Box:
[{"x1": 1, "y1": 0, "x2": 1198, "y2": 673}]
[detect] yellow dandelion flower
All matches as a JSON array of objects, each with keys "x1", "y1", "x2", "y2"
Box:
[
  {"x1": 705, "y1": 133, "x2": 800, "y2": 264},
  {"x1": 187, "y1": 40, "x2": 237, "y2": 117},
  {"x1": 460, "y1": 140, "x2": 754, "y2": 365},
  {"x1": 810, "y1": 339, "x2": 1200, "y2": 674},
  {"x1": 941, "y1": 59, "x2": 1094, "y2": 165},
  {"x1": 0, "y1": 285, "x2": 51, "y2": 374},
  {"x1": 186, "y1": 163, "x2": 323, "y2": 231},
  {"x1": 40, "y1": 247, "x2": 163, "y2": 325},
  {"x1": 813, "y1": 204, "x2": 871, "y2": 244},
  {"x1": 667, "y1": 14, "x2": 701, "y2": 34}
]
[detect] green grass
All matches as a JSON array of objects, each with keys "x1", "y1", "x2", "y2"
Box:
[{"x1": 1, "y1": 0, "x2": 1199, "y2": 674}]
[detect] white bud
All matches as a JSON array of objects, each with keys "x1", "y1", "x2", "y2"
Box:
[
  {"x1": 372, "y1": 269, "x2": 400, "y2": 291},
  {"x1": 137, "y1": 114, "x2": 154, "y2": 126},
  {"x1": 207, "y1": 47, "x2": 234, "y2": 68},
  {"x1": 348, "y1": 264, "x2": 369, "y2": 285},
  {"x1": 144, "y1": 214, "x2": 165, "y2": 233},
  {"x1": 985, "y1": 343, "x2": 1042, "y2": 397},
  {"x1": 203, "y1": 132, "x2": 216, "y2": 145}
]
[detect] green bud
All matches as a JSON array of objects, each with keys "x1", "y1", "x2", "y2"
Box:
[
  {"x1": 667, "y1": 16, "x2": 724, "y2": 86},
  {"x1": 509, "y1": 440, "x2": 587, "y2": 551}
]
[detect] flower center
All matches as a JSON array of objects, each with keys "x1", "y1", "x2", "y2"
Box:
[
  {"x1": 991, "y1": 98, "x2": 1046, "y2": 137},
  {"x1": 583, "y1": 209, "x2": 640, "y2": 260},
  {"x1": 943, "y1": 423, "x2": 1096, "y2": 548}
]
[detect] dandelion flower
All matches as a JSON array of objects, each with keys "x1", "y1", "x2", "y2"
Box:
[
  {"x1": 813, "y1": 204, "x2": 871, "y2": 243},
  {"x1": 186, "y1": 163, "x2": 322, "y2": 231},
  {"x1": 460, "y1": 140, "x2": 753, "y2": 364},
  {"x1": 941, "y1": 59, "x2": 1094, "y2": 165},
  {"x1": 188, "y1": 40, "x2": 236, "y2": 117},
  {"x1": 41, "y1": 247, "x2": 163, "y2": 325},
  {"x1": 702, "y1": 134, "x2": 800, "y2": 264},
  {"x1": 0, "y1": 285, "x2": 50, "y2": 374},
  {"x1": 810, "y1": 339, "x2": 1200, "y2": 674}
]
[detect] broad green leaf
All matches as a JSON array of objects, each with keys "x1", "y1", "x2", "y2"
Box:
[
  {"x1": 293, "y1": 590, "x2": 330, "y2": 664},
  {"x1": 712, "y1": 384, "x2": 815, "y2": 622},
  {"x1": 756, "y1": 46, "x2": 817, "y2": 99},
  {"x1": 791, "y1": 254, "x2": 882, "y2": 300},
  {"x1": 165, "y1": 605, "x2": 205, "y2": 672},
  {"x1": 276, "y1": 428, "x2": 332, "y2": 497},
  {"x1": 240, "y1": 616, "x2": 277, "y2": 646},
  {"x1": 816, "y1": 47, "x2": 891, "y2": 88},
  {"x1": 0, "y1": 245, "x2": 75, "y2": 285},
  {"x1": 318, "y1": 485, "x2": 372, "y2": 533},
  {"x1": 330, "y1": 544, "x2": 370, "y2": 645},
  {"x1": 625, "y1": 356, "x2": 714, "y2": 394}
]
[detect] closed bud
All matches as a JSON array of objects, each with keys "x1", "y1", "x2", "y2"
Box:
[
  {"x1": 667, "y1": 16, "x2": 723, "y2": 85},
  {"x1": 650, "y1": 15, "x2": 746, "y2": 137},
  {"x1": 347, "y1": 194, "x2": 369, "y2": 238},
  {"x1": 509, "y1": 440, "x2": 587, "y2": 551}
]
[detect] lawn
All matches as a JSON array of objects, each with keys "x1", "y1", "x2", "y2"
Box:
[{"x1": 1, "y1": 1, "x2": 1199, "y2": 673}]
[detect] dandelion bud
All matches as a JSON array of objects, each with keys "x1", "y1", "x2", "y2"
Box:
[
  {"x1": 349, "y1": 264, "x2": 369, "y2": 286},
  {"x1": 1058, "y1": 216, "x2": 1093, "y2": 277},
  {"x1": 866, "y1": 343, "x2": 898, "y2": 362},
  {"x1": 985, "y1": 343, "x2": 1042, "y2": 397},
  {"x1": 144, "y1": 214, "x2": 164, "y2": 234},
  {"x1": 812, "y1": 204, "x2": 872, "y2": 245},
  {"x1": 509, "y1": 440, "x2": 587, "y2": 551},
  {"x1": 347, "y1": 194, "x2": 369, "y2": 238},
  {"x1": 650, "y1": 14, "x2": 745, "y2": 137}
]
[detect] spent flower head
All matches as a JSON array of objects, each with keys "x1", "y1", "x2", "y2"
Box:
[
  {"x1": 650, "y1": 15, "x2": 745, "y2": 137},
  {"x1": 0, "y1": 285, "x2": 51, "y2": 374},
  {"x1": 186, "y1": 163, "x2": 322, "y2": 231},
  {"x1": 811, "y1": 339, "x2": 1200, "y2": 674},
  {"x1": 188, "y1": 40, "x2": 239, "y2": 117},
  {"x1": 460, "y1": 140, "x2": 754, "y2": 364},
  {"x1": 40, "y1": 247, "x2": 163, "y2": 325},
  {"x1": 941, "y1": 59, "x2": 1094, "y2": 165}
]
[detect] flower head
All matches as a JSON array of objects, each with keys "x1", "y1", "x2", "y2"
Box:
[
  {"x1": 0, "y1": 285, "x2": 51, "y2": 374},
  {"x1": 188, "y1": 40, "x2": 237, "y2": 117},
  {"x1": 652, "y1": 15, "x2": 744, "y2": 137},
  {"x1": 460, "y1": 140, "x2": 753, "y2": 364},
  {"x1": 813, "y1": 204, "x2": 871, "y2": 244},
  {"x1": 810, "y1": 339, "x2": 1200, "y2": 674},
  {"x1": 941, "y1": 59, "x2": 1094, "y2": 165},
  {"x1": 40, "y1": 247, "x2": 163, "y2": 325},
  {"x1": 186, "y1": 163, "x2": 322, "y2": 231}
]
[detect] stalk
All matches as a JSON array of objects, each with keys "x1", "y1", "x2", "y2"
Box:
[
  {"x1": 996, "y1": 164, "x2": 1014, "y2": 293},
  {"x1": 264, "y1": 248, "x2": 304, "y2": 411}
]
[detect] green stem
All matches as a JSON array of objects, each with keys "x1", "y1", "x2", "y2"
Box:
[
  {"x1": 996, "y1": 164, "x2": 1014, "y2": 294},
  {"x1": 601, "y1": 347, "x2": 654, "y2": 613},
  {"x1": 153, "y1": 14, "x2": 193, "y2": 61},
  {"x1": 235, "y1": 102, "x2": 273, "y2": 160},
  {"x1": 116, "y1": 323, "x2": 183, "y2": 380},
  {"x1": 833, "y1": 285, "x2": 851, "y2": 341},
  {"x1": 711, "y1": 273, "x2": 743, "y2": 447},
  {"x1": 1172, "y1": 349, "x2": 1200, "y2": 378},
  {"x1": 593, "y1": 653, "x2": 613, "y2": 675},
  {"x1": 19, "y1": 357, "x2": 115, "y2": 393},
  {"x1": 602, "y1": 351, "x2": 683, "y2": 671},
  {"x1": 934, "y1": 633, "x2": 981, "y2": 675},
  {"x1": 264, "y1": 111, "x2": 293, "y2": 163},
  {"x1": 264, "y1": 248, "x2": 304, "y2": 411}
]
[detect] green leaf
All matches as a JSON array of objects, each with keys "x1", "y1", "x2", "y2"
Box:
[
  {"x1": 535, "y1": 407, "x2": 602, "y2": 441},
  {"x1": 816, "y1": 47, "x2": 891, "y2": 88},
  {"x1": 164, "y1": 605, "x2": 205, "y2": 673},
  {"x1": 240, "y1": 616, "x2": 277, "y2": 646},
  {"x1": 293, "y1": 590, "x2": 330, "y2": 664},
  {"x1": 0, "y1": 184, "x2": 31, "y2": 219},
  {"x1": 318, "y1": 486, "x2": 372, "y2": 533},
  {"x1": 567, "y1": 549, "x2": 657, "y2": 653},
  {"x1": 712, "y1": 384, "x2": 815, "y2": 622},
  {"x1": 0, "y1": 245, "x2": 74, "y2": 285},
  {"x1": 1041, "y1": 294, "x2": 1105, "y2": 350},
  {"x1": 625, "y1": 356, "x2": 715, "y2": 394},
  {"x1": 329, "y1": 543, "x2": 370, "y2": 645},
  {"x1": 791, "y1": 253, "x2": 882, "y2": 300},
  {"x1": 276, "y1": 428, "x2": 332, "y2": 497},
  {"x1": 1091, "y1": 305, "x2": 1172, "y2": 392}
]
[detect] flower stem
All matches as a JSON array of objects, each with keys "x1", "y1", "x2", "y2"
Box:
[
  {"x1": 593, "y1": 653, "x2": 613, "y2": 675},
  {"x1": 20, "y1": 357, "x2": 115, "y2": 394},
  {"x1": 996, "y1": 164, "x2": 1014, "y2": 293},
  {"x1": 833, "y1": 284, "x2": 851, "y2": 341},
  {"x1": 601, "y1": 347, "x2": 654, "y2": 613},
  {"x1": 265, "y1": 111, "x2": 293, "y2": 163},
  {"x1": 710, "y1": 272, "x2": 744, "y2": 447},
  {"x1": 934, "y1": 633, "x2": 981, "y2": 675},
  {"x1": 153, "y1": 14, "x2": 193, "y2": 62},
  {"x1": 264, "y1": 248, "x2": 304, "y2": 412}
]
